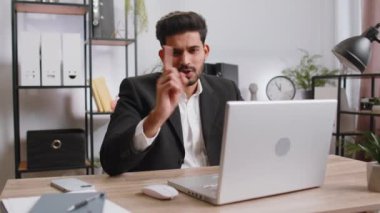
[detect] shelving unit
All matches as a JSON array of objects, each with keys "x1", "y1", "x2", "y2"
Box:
[
  {"x1": 311, "y1": 73, "x2": 380, "y2": 156},
  {"x1": 14, "y1": 1, "x2": 87, "y2": 15},
  {"x1": 11, "y1": 0, "x2": 137, "y2": 178}
]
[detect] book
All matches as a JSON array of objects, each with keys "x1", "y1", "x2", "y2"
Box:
[
  {"x1": 91, "y1": 79, "x2": 104, "y2": 112},
  {"x1": 92, "y1": 77, "x2": 113, "y2": 113}
]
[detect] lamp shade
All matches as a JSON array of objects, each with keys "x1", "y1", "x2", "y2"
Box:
[
  {"x1": 332, "y1": 36, "x2": 371, "y2": 72},
  {"x1": 332, "y1": 24, "x2": 380, "y2": 73}
]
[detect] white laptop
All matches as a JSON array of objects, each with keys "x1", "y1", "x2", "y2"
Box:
[{"x1": 168, "y1": 100, "x2": 337, "y2": 205}]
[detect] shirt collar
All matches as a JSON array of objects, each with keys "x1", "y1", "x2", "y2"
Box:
[
  {"x1": 194, "y1": 79, "x2": 203, "y2": 96},
  {"x1": 180, "y1": 79, "x2": 203, "y2": 100}
]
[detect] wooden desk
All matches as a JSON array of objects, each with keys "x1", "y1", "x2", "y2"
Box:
[{"x1": 2, "y1": 155, "x2": 380, "y2": 212}]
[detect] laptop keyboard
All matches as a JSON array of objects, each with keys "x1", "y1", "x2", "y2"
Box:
[
  {"x1": 202, "y1": 183, "x2": 218, "y2": 197},
  {"x1": 202, "y1": 174, "x2": 218, "y2": 196},
  {"x1": 203, "y1": 183, "x2": 217, "y2": 189}
]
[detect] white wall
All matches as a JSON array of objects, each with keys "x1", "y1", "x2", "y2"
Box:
[
  {"x1": 0, "y1": 0, "x2": 14, "y2": 193},
  {"x1": 334, "y1": 0, "x2": 362, "y2": 109},
  {"x1": 0, "y1": 0, "x2": 361, "y2": 191},
  {"x1": 138, "y1": 0, "x2": 361, "y2": 100}
]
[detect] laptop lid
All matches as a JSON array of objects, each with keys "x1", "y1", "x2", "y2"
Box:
[
  {"x1": 216, "y1": 100, "x2": 337, "y2": 204},
  {"x1": 168, "y1": 100, "x2": 337, "y2": 205}
]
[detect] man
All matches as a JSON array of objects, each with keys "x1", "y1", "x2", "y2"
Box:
[{"x1": 100, "y1": 11, "x2": 242, "y2": 176}]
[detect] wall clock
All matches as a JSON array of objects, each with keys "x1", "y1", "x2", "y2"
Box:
[{"x1": 266, "y1": 76, "x2": 296, "y2": 100}]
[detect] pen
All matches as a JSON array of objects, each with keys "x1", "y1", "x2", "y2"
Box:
[
  {"x1": 67, "y1": 192, "x2": 105, "y2": 212},
  {"x1": 80, "y1": 184, "x2": 93, "y2": 188}
]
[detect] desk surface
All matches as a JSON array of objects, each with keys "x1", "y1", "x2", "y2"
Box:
[{"x1": 2, "y1": 155, "x2": 380, "y2": 213}]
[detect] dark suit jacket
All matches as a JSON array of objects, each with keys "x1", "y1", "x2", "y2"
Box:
[{"x1": 100, "y1": 72, "x2": 243, "y2": 176}]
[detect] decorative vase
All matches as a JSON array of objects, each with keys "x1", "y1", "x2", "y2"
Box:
[{"x1": 367, "y1": 161, "x2": 380, "y2": 192}]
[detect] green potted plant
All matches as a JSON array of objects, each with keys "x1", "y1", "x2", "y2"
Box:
[
  {"x1": 282, "y1": 49, "x2": 338, "y2": 99},
  {"x1": 112, "y1": 0, "x2": 148, "y2": 38},
  {"x1": 346, "y1": 132, "x2": 380, "y2": 192},
  {"x1": 125, "y1": 0, "x2": 148, "y2": 34}
]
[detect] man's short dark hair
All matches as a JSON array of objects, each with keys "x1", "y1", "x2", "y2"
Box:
[{"x1": 156, "y1": 11, "x2": 207, "y2": 46}]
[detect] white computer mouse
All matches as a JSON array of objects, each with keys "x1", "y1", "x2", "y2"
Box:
[{"x1": 142, "y1": 184, "x2": 179, "y2": 200}]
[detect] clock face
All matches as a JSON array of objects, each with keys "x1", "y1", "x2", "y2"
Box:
[{"x1": 266, "y1": 76, "x2": 296, "y2": 100}]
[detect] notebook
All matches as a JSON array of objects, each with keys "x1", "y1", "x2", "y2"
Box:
[{"x1": 168, "y1": 100, "x2": 337, "y2": 205}]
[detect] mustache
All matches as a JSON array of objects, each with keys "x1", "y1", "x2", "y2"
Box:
[{"x1": 178, "y1": 65, "x2": 196, "y2": 72}]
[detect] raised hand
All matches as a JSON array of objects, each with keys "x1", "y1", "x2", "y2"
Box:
[
  {"x1": 143, "y1": 46, "x2": 185, "y2": 137},
  {"x1": 155, "y1": 46, "x2": 184, "y2": 118}
]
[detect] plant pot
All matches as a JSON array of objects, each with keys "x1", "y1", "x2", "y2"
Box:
[
  {"x1": 298, "y1": 90, "x2": 313, "y2": 99},
  {"x1": 367, "y1": 161, "x2": 380, "y2": 192}
]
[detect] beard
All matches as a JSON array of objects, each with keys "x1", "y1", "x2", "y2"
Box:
[
  {"x1": 186, "y1": 76, "x2": 199, "y2": 86},
  {"x1": 178, "y1": 63, "x2": 204, "y2": 86}
]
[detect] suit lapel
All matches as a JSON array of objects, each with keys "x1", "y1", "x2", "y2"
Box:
[
  {"x1": 168, "y1": 107, "x2": 184, "y2": 146},
  {"x1": 151, "y1": 73, "x2": 184, "y2": 148},
  {"x1": 199, "y1": 76, "x2": 219, "y2": 147}
]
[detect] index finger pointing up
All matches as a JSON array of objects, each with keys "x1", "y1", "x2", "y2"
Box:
[{"x1": 163, "y1": 45, "x2": 174, "y2": 71}]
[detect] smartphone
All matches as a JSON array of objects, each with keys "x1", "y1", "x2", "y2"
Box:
[{"x1": 50, "y1": 178, "x2": 96, "y2": 192}]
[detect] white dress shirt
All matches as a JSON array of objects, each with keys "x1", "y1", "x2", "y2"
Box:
[{"x1": 133, "y1": 80, "x2": 208, "y2": 168}]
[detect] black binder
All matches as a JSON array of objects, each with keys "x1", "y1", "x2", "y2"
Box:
[{"x1": 92, "y1": 0, "x2": 115, "y2": 38}]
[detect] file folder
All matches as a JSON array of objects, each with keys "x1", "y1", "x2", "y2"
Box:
[
  {"x1": 30, "y1": 192, "x2": 104, "y2": 213},
  {"x1": 41, "y1": 33, "x2": 62, "y2": 86},
  {"x1": 62, "y1": 33, "x2": 84, "y2": 86},
  {"x1": 19, "y1": 32, "x2": 41, "y2": 86},
  {"x1": 92, "y1": 0, "x2": 115, "y2": 38}
]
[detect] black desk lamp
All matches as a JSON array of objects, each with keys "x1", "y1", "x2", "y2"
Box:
[{"x1": 332, "y1": 23, "x2": 380, "y2": 73}]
